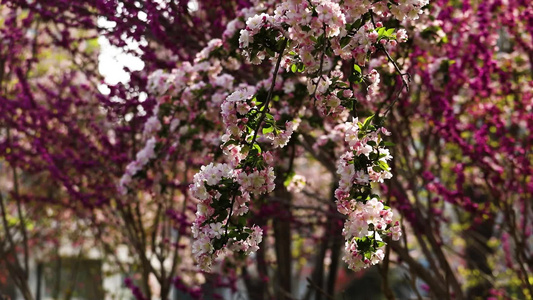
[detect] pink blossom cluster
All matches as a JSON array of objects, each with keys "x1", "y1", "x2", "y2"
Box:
[
  {"x1": 303, "y1": 66, "x2": 385, "y2": 117},
  {"x1": 341, "y1": 0, "x2": 374, "y2": 23},
  {"x1": 221, "y1": 87, "x2": 257, "y2": 140},
  {"x1": 389, "y1": 0, "x2": 430, "y2": 21},
  {"x1": 220, "y1": 85, "x2": 301, "y2": 152},
  {"x1": 200, "y1": 0, "x2": 424, "y2": 271},
  {"x1": 190, "y1": 162, "x2": 274, "y2": 271},
  {"x1": 118, "y1": 137, "x2": 157, "y2": 195},
  {"x1": 306, "y1": 74, "x2": 345, "y2": 116},
  {"x1": 122, "y1": 35, "x2": 284, "y2": 273},
  {"x1": 139, "y1": 0, "x2": 429, "y2": 274},
  {"x1": 264, "y1": 119, "x2": 301, "y2": 149},
  {"x1": 119, "y1": 39, "x2": 243, "y2": 196},
  {"x1": 146, "y1": 62, "x2": 195, "y2": 97},
  {"x1": 333, "y1": 22, "x2": 410, "y2": 65},
  {"x1": 147, "y1": 69, "x2": 172, "y2": 95},
  {"x1": 142, "y1": 105, "x2": 162, "y2": 138},
  {"x1": 335, "y1": 118, "x2": 400, "y2": 271},
  {"x1": 239, "y1": 0, "x2": 414, "y2": 68},
  {"x1": 366, "y1": 69, "x2": 381, "y2": 96},
  {"x1": 336, "y1": 119, "x2": 394, "y2": 197},
  {"x1": 232, "y1": 0, "x2": 417, "y2": 131}
]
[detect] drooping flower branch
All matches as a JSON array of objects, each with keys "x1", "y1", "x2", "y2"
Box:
[{"x1": 124, "y1": 0, "x2": 427, "y2": 273}]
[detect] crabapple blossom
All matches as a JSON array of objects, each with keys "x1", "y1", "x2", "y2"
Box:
[
  {"x1": 389, "y1": 0, "x2": 430, "y2": 21},
  {"x1": 140, "y1": 0, "x2": 428, "y2": 274},
  {"x1": 190, "y1": 161, "x2": 274, "y2": 271},
  {"x1": 335, "y1": 117, "x2": 398, "y2": 271},
  {"x1": 118, "y1": 137, "x2": 157, "y2": 195}
]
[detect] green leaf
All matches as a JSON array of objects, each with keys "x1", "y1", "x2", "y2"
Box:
[
  {"x1": 223, "y1": 140, "x2": 239, "y2": 148},
  {"x1": 362, "y1": 114, "x2": 375, "y2": 131},
  {"x1": 349, "y1": 73, "x2": 362, "y2": 84},
  {"x1": 291, "y1": 64, "x2": 297, "y2": 73},
  {"x1": 301, "y1": 25, "x2": 311, "y2": 32},
  {"x1": 276, "y1": 38, "x2": 287, "y2": 51},
  {"x1": 266, "y1": 47, "x2": 275, "y2": 57},
  {"x1": 377, "y1": 27, "x2": 386, "y2": 39},
  {"x1": 250, "y1": 48, "x2": 258, "y2": 60},
  {"x1": 337, "y1": 82, "x2": 349, "y2": 88},
  {"x1": 353, "y1": 19, "x2": 363, "y2": 30},
  {"x1": 378, "y1": 160, "x2": 390, "y2": 171},
  {"x1": 340, "y1": 36, "x2": 351, "y2": 48},
  {"x1": 252, "y1": 143, "x2": 262, "y2": 154},
  {"x1": 216, "y1": 209, "x2": 228, "y2": 222},
  {"x1": 213, "y1": 238, "x2": 226, "y2": 250},
  {"x1": 369, "y1": 152, "x2": 378, "y2": 160},
  {"x1": 238, "y1": 216, "x2": 248, "y2": 226},
  {"x1": 262, "y1": 125, "x2": 274, "y2": 134},
  {"x1": 238, "y1": 232, "x2": 250, "y2": 240},
  {"x1": 353, "y1": 64, "x2": 362, "y2": 75},
  {"x1": 265, "y1": 113, "x2": 274, "y2": 121}
]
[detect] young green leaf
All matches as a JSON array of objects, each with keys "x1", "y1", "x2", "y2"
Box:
[
  {"x1": 291, "y1": 64, "x2": 297, "y2": 73},
  {"x1": 353, "y1": 64, "x2": 362, "y2": 75}
]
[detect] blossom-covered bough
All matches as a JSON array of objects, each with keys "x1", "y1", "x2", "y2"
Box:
[
  {"x1": 3, "y1": 0, "x2": 532, "y2": 299},
  {"x1": 120, "y1": 0, "x2": 428, "y2": 275}
]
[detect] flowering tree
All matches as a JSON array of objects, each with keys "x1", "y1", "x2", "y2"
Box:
[
  {"x1": 1, "y1": 0, "x2": 532, "y2": 300},
  {"x1": 122, "y1": 0, "x2": 425, "y2": 298}
]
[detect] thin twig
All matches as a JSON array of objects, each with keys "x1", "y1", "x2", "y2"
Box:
[
  {"x1": 224, "y1": 193, "x2": 237, "y2": 239},
  {"x1": 311, "y1": 24, "x2": 329, "y2": 106},
  {"x1": 379, "y1": 44, "x2": 411, "y2": 118},
  {"x1": 368, "y1": 10, "x2": 411, "y2": 120},
  {"x1": 306, "y1": 277, "x2": 335, "y2": 300},
  {"x1": 250, "y1": 39, "x2": 288, "y2": 146}
]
